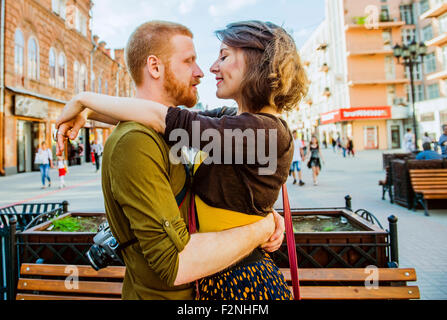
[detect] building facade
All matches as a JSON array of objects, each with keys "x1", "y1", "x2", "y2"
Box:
[
  {"x1": 416, "y1": 0, "x2": 447, "y2": 140},
  {"x1": 0, "y1": 0, "x2": 133, "y2": 175},
  {"x1": 296, "y1": 0, "x2": 432, "y2": 151}
]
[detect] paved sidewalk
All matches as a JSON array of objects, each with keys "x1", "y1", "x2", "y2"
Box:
[
  {"x1": 277, "y1": 148, "x2": 447, "y2": 300},
  {"x1": 1, "y1": 149, "x2": 446, "y2": 299},
  {"x1": 0, "y1": 162, "x2": 105, "y2": 212}
]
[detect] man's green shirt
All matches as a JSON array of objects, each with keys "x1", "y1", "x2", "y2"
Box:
[{"x1": 101, "y1": 121, "x2": 193, "y2": 300}]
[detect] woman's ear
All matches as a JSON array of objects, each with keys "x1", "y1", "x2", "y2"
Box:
[{"x1": 145, "y1": 55, "x2": 164, "y2": 80}]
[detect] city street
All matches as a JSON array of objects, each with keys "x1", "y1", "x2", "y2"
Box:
[{"x1": 1, "y1": 148, "x2": 446, "y2": 299}]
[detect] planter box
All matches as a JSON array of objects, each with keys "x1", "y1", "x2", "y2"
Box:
[
  {"x1": 270, "y1": 209, "x2": 390, "y2": 268},
  {"x1": 17, "y1": 212, "x2": 106, "y2": 265}
]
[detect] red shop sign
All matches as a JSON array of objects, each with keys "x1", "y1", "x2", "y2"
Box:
[{"x1": 320, "y1": 106, "x2": 391, "y2": 124}]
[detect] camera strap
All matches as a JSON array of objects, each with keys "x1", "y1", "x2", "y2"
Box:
[{"x1": 116, "y1": 162, "x2": 191, "y2": 253}]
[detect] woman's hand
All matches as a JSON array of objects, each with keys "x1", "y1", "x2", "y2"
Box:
[{"x1": 261, "y1": 209, "x2": 285, "y2": 252}]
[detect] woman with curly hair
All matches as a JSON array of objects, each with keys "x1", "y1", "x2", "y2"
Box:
[{"x1": 56, "y1": 20, "x2": 308, "y2": 300}]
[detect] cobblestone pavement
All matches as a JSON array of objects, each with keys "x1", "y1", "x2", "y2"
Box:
[
  {"x1": 277, "y1": 148, "x2": 447, "y2": 300},
  {"x1": 1, "y1": 148, "x2": 446, "y2": 299}
]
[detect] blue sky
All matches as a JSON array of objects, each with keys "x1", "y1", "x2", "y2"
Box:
[{"x1": 91, "y1": 0, "x2": 325, "y2": 108}]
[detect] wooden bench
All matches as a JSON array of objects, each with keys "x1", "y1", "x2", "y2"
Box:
[
  {"x1": 16, "y1": 263, "x2": 419, "y2": 300},
  {"x1": 409, "y1": 169, "x2": 447, "y2": 216}
]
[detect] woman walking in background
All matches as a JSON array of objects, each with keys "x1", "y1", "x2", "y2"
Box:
[
  {"x1": 35, "y1": 141, "x2": 53, "y2": 189},
  {"x1": 347, "y1": 137, "x2": 355, "y2": 157},
  {"x1": 306, "y1": 136, "x2": 324, "y2": 186}
]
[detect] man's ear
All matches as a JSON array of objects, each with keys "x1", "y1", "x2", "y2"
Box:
[{"x1": 146, "y1": 55, "x2": 164, "y2": 80}]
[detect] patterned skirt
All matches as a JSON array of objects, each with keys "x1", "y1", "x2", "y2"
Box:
[{"x1": 197, "y1": 253, "x2": 292, "y2": 300}]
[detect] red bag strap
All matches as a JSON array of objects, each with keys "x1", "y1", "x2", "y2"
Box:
[
  {"x1": 282, "y1": 184, "x2": 301, "y2": 300},
  {"x1": 188, "y1": 191, "x2": 200, "y2": 299}
]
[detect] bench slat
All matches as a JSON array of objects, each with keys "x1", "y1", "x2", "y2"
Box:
[
  {"x1": 411, "y1": 181, "x2": 447, "y2": 185},
  {"x1": 17, "y1": 278, "x2": 122, "y2": 295},
  {"x1": 296, "y1": 286, "x2": 420, "y2": 300},
  {"x1": 410, "y1": 178, "x2": 447, "y2": 182},
  {"x1": 279, "y1": 268, "x2": 417, "y2": 282},
  {"x1": 410, "y1": 169, "x2": 447, "y2": 173},
  {"x1": 16, "y1": 293, "x2": 120, "y2": 300},
  {"x1": 20, "y1": 264, "x2": 125, "y2": 279},
  {"x1": 423, "y1": 194, "x2": 447, "y2": 199}
]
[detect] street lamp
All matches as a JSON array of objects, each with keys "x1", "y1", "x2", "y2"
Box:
[{"x1": 392, "y1": 38, "x2": 427, "y2": 152}]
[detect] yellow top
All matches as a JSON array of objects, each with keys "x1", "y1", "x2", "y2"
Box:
[{"x1": 193, "y1": 151, "x2": 263, "y2": 233}]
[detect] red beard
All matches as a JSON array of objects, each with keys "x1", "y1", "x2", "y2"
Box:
[{"x1": 163, "y1": 63, "x2": 198, "y2": 107}]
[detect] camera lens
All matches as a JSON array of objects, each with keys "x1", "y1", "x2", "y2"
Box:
[{"x1": 86, "y1": 244, "x2": 108, "y2": 271}]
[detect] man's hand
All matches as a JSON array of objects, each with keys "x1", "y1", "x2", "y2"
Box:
[
  {"x1": 261, "y1": 210, "x2": 285, "y2": 252},
  {"x1": 55, "y1": 113, "x2": 87, "y2": 156}
]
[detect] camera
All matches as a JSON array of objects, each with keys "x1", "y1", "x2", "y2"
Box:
[{"x1": 86, "y1": 221, "x2": 122, "y2": 270}]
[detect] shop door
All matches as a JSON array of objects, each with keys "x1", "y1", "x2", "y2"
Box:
[
  {"x1": 17, "y1": 120, "x2": 32, "y2": 173},
  {"x1": 32, "y1": 122, "x2": 46, "y2": 171},
  {"x1": 391, "y1": 125, "x2": 401, "y2": 149},
  {"x1": 364, "y1": 126, "x2": 378, "y2": 149}
]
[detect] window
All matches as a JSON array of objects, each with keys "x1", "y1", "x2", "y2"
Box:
[
  {"x1": 404, "y1": 64, "x2": 422, "y2": 80},
  {"x1": 98, "y1": 76, "x2": 102, "y2": 94},
  {"x1": 420, "y1": 0, "x2": 429, "y2": 13},
  {"x1": 75, "y1": 8, "x2": 88, "y2": 36},
  {"x1": 380, "y1": 6, "x2": 390, "y2": 22},
  {"x1": 427, "y1": 83, "x2": 440, "y2": 99},
  {"x1": 49, "y1": 48, "x2": 56, "y2": 86},
  {"x1": 424, "y1": 53, "x2": 437, "y2": 74},
  {"x1": 80, "y1": 64, "x2": 87, "y2": 91},
  {"x1": 52, "y1": 0, "x2": 66, "y2": 19},
  {"x1": 27, "y1": 37, "x2": 39, "y2": 80},
  {"x1": 443, "y1": 46, "x2": 447, "y2": 69},
  {"x1": 105, "y1": 80, "x2": 108, "y2": 95},
  {"x1": 440, "y1": 14, "x2": 447, "y2": 34},
  {"x1": 91, "y1": 72, "x2": 95, "y2": 92},
  {"x1": 402, "y1": 28, "x2": 416, "y2": 45},
  {"x1": 406, "y1": 84, "x2": 425, "y2": 102},
  {"x1": 58, "y1": 53, "x2": 66, "y2": 89},
  {"x1": 14, "y1": 29, "x2": 24, "y2": 76},
  {"x1": 74, "y1": 61, "x2": 79, "y2": 93},
  {"x1": 422, "y1": 25, "x2": 433, "y2": 42},
  {"x1": 400, "y1": 5, "x2": 414, "y2": 25}
]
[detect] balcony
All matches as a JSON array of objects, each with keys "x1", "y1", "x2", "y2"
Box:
[
  {"x1": 345, "y1": 20, "x2": 405, "y2": 31},
  {"x1": 420, "y1": 1, "x2": 447, "y2": 19},
  {"x1": 320, "y1": 63, "x2": 329, "y2": 72},
  {"x1": 346, "y1": 48, "x2": 394, "y2": 57},
  {"x1": 348, "y1": 78, "x2": 409, "y2": 86},
  {"x1": 426, "y1": 68, "x2": 447, "y2": 81},
  {"x1": 316, "y1": 43, "x2": 328, "y2": 51},
  {"x1": 425, "y1": 32, "x2": 447, "y2": 47}
]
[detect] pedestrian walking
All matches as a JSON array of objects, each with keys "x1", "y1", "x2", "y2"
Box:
[
  {"x1": 336, "y1": 136, "x2": 341, "y2": 153},
  {"x1": 341, "y1": 137, "x2": 347, "y2": 158},
  {"x1": 347, "y1": 137, "x2": 355, "y2": 157},
  {"x1": 290, "y1": 130, "x2": 305, "y2": 186},
  {"x1": 34, "y1": 141, "x2": 53, "y2": 189},
  {"x1": 331, "y1": 137, "x2": 336, "y2": 152},
  {"x1": 437, "y1": 124, "x2": 447, "y2": 158},
  {"x1": 91, "y1": 140, "x2": 103, "y2": 172},
  {"x1": 422, "y1": 132, "x2": 433, "y2": 145},
  {"x1": 306, "y1": 135, "x2": 324, "y2": 186},
  {"x1": 57, "y1": 155, "x2": 68, "y2": 188},
  {"x1": 404, "y1": 128, "x2": 415, "y2": 152}
]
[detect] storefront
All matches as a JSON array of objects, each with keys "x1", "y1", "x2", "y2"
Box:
[
  {"x1": 13, "y1": 94, "x2": 50, "y2": 173},
  {"x1": 320, "y1": 106, "x2": 392, "y2": 150}
]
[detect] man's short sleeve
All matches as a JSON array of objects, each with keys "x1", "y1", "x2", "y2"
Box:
[{"x1": 110, "y1": 130, "x2": 190, "y2": 286}]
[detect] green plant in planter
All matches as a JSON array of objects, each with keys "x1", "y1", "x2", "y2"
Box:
[
  {"x1": 51, "y1": 217, "x2": 82, "y2": 232},
  {"x1": 323, "y1": 225, "x2": 336, "y2": 232}
]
